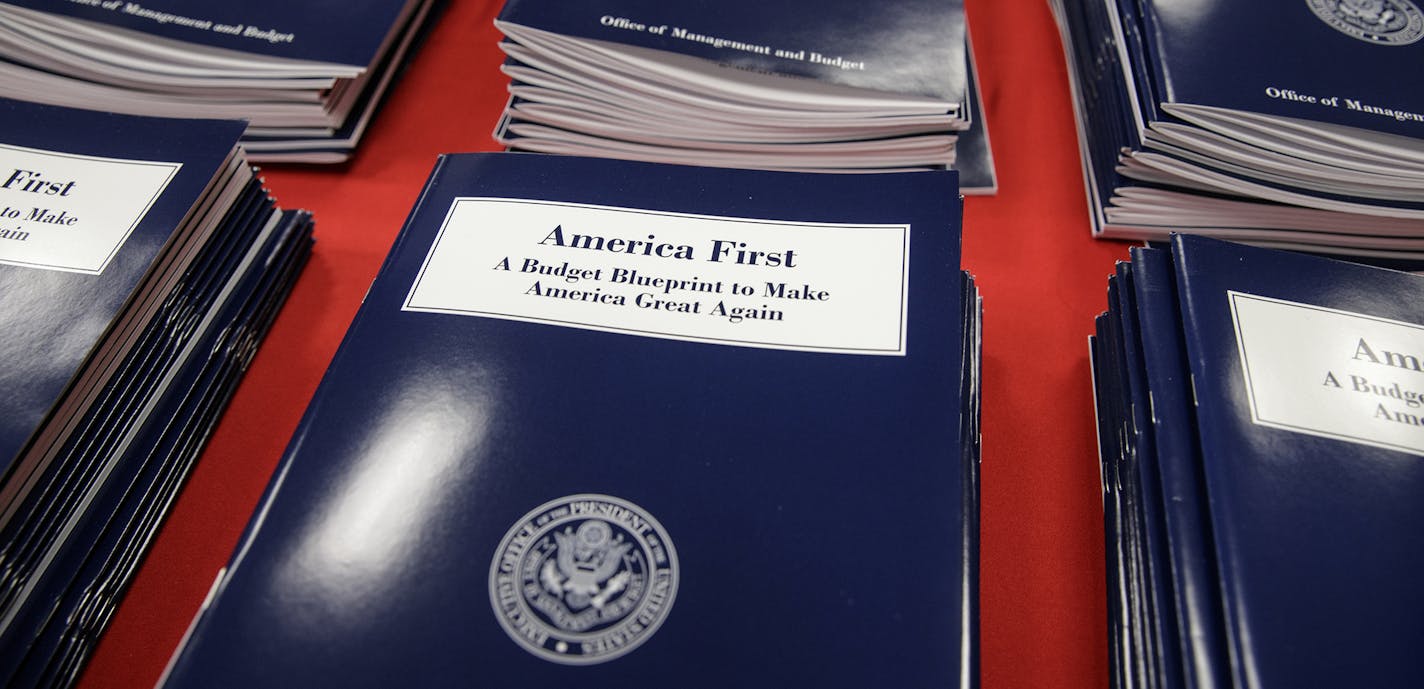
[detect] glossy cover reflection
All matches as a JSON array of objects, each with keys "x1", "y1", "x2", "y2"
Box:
[{"x1": 276, "y1": 365, "x2": 502, "y2": 629}]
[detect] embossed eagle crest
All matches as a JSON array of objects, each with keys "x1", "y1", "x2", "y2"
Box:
[
  {"x1": 1307, "y1": 0, "x2": 1424, "y2": 44},
  {"x1": 541, "y1": 520, "x2": 634, "y2": 610}
]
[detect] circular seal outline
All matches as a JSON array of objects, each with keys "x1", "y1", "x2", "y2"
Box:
[
  {"x1": 487, "y1": 493, "x2": 679, "y2": 665},
  {"x1": 1306, "y1": 0, "x2": 1424, "y2": 45}
]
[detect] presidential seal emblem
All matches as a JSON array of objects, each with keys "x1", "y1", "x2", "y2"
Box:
[
  {"x1": 1307, "y1": 0, "x2": 1424, "y2": 45},
  {"x1": 488, "y1": 494, "x2": 678, "y2": 665}
]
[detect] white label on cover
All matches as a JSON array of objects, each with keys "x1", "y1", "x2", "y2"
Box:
[
  {"x1": 1230, "y1": 291, "x2": 1424, "y2": 456},
  {"x1": 403, "y1": 198, "x2": 911, "y2": 355},
  {"x1": 0, "y1": 143, "x2": 181, "y2": 275}
]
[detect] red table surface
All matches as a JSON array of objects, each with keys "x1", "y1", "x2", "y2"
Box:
[{"x1": 76, "y1": 0, "x2": 1127, "y2": 686}]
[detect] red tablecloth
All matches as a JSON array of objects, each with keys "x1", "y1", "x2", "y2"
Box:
[{"x1": 78, "y1": 1, "x2": 1125, "y2": 686}]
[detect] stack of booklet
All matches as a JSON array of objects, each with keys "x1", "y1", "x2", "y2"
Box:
[
  {"x1": 1091, "y1": 234, "x2": 1424, "y2": 689},
  {"x1": 490, "y1": 0, "x2": 998, "y2": 192},
  {"x1": 1051, "y1": 0, "x2": 1424, "y2": 260},
  {"x1": 0, "y1": 97, "x2": 312, "y2": 689},
  {"x1": 0, "y1": 0, "x2": 438, "y2": 163},
  {"x1": 156, "y1": 152, "x2": 982, "y2": 688}
]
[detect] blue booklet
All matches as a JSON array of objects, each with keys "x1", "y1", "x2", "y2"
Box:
[
  {"x1": 1170, "y1": 234, "x2": 1424, "y2": 688},
  {"x1": 493, "y1": 35, "x2": 997, "y2": 192},
  {"x1": 497, "y1": 0, "x2": 965, "y2": 104},
  {"x1": 1140, "y1": 0, "x2": 1424, "y2": 140},
  {"x1": 0, "y1": 207, "x2": 313, "y2": 689},
  {"x1": 1094, "y1": 234, "x2": 1424, "y2": 688},
  {"x1": 1124, "y1": 247, "x2": 1230, "y2": 689},
  {"x1": 1094, "y1": 272, "x2": 1171, "y2": 689},
  {"x1": 0, "y1": 97, "x2": 313, "y2": 689},
  {"x1": 1109, "y1": 260, "x2": 1186, "y2": 689},
  {"x1": 0, "y1": 0, "x2": 436, "y2": 162},
  {"x1": 1051, "y1": 0, "x2": 1424, "y2": 259},
  {"x1": 160, "y1": 152, "x2": 980, "y2": 688},
  {"x1": 1093, "y1": 247, "x2": 1235, "y2": 689},
  {"x1": 490, "y1": 0, "x2": 987, "y2": 177},
  {"x1": 2, "y1": 0, "x2": 414, "y2": 66},
  {"x1": 0, "y1": 97, "x2": 242, "y2": 486}
]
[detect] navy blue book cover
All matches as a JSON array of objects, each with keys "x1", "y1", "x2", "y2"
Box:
[
  {"x1": 0, "y1": 209, "x2": 313, "y2": 689},
  {"x1": 497, "y1": 0, "x2": 967, "y2": 104},
  {"x1": 160, "y1": 152, "x2": 975, "y2": 688},
  {"x1": 1111, "y1": 261, "x2": 1186, "y2": 689},
  {"x1": 3, "y1": 0, "x2": 414, "y2": 67},
  {"x1": 1087, "y1": 327, "x2": 1128, "y2": 689},
  {"x1": 1127, "y1": 246, "x2": 1230, "y2": 689},
  {"x1": 1090, "y1": 282, "x2": 1141, "y2": 689},
  {"x1": 0, "y1": 97, "x2": 242, "y2": 483},
  {"x1": 1140, "y1": 0, "x2": 1424, "y2": 139},
  {"x1": 1171, "y1": 234, "x2": 1424, "y2": 688}
]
